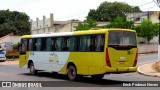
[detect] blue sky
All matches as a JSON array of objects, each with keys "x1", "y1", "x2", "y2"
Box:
[{"x1": 0, "y1": 0, "x2": 159, "y2": 21}]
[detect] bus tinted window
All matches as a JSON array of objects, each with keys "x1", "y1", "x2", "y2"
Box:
[
  {"x1": 95, "y1": 35, "x2": 104, "y2": 51},
  {"x1": 35, "y1": 38, "x2": 42, "y2": 51},
  {"x1": 62, "y1": 37, "x2": 69, "y2": 51},
  {"x1": 46, "y1": 38, "x2": 52, "y2": 51},
  {"x1": 28, "y1": 39, "x2": 33, "y2": 51},
  {"x1": 69, "y1": 36, "x2": 77, "y2": 51},
  {"x1": 78, "y1": 35, "x2": 91, "y2": 51},
  {"x1": 108, "y1": 31, "x2": 136, "y2": 46},
  {"x1": 55, "y1": 37, "x2": 62, "y2": 51}
]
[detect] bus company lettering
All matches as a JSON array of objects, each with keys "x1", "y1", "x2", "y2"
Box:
[{"x1": 48, "y1": 52, "x2": 59, "y2": 63}]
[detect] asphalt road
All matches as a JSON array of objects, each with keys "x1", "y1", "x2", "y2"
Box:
[{"x1": 0, "y1": 53, "x2": 160, "y2": 90}]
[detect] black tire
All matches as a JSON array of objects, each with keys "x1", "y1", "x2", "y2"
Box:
[
  {"x1": 67, "y1": 65, "x2": 77, "y2": 80},
  {"x1": 91, "y1": 74, "x2": 104, "y2": 80},
  {"x1": 29, "y1": 63, "x2": 37, "y2": 75}
]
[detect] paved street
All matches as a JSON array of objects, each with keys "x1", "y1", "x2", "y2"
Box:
[{"x1": 0, "y1": 53, "x2": 160, "y2": 90}]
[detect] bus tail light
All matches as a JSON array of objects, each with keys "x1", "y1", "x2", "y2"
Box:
[
  {"x1": 133, "y1": 49, "x2": 138, "y2": 67},
  {"x1": 106, "y1": 48, "x2": 111, "y2": 67}
]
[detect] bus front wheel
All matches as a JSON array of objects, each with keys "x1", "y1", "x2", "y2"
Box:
[
  {"x1": 29, "y1": 63, "x2": 37, "y2": 75},
  {"x1": 67, "y1": 65, "x2": 77, "y2": 80}
]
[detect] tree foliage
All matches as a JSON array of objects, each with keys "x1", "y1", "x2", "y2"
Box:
[
  {"x1": 75, "y1": 18, "x2": 97, "y2": 31},
  {"x1": 87, "y1": 1, "x2": 141, "y2": 22},
  {"x1": 103, "y1": 16, "x2": 134, "y2": 29},
  {"x1": 133, "y1": 19, "x2": 159, "y2": 43},
  {"x1": 0, "y1": 10, "x2": 30, "y2": 37}
]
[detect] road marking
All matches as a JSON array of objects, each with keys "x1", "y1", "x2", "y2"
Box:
[
  {"x1": 138, "y1": 60, "x2": 158, "y2": 65},
  {"x1": 137, "y1": 62, "x2": 160, "y2": 77}
]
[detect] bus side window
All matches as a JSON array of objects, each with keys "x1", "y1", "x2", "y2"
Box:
[
  {"x1": 62, "y1": 37, "x2": 69, "y2": 51},
  {"x1": 78, "y1": 35, "x2": 91, "y2": 52},
  {"x1": 45, "y1": 38, "x2": 52, "y2": 51},
  {"x1": 35, "y1": 38, "x2": 42, "y2": 51},
  {"x1": 95, "y1": 35, "x2": 104, "y2": 51},
  {"x1": 51, "y1": 38, "x2": 56, "y2": 51},
  {"x1": 78, "y1": 36, "x2": 86, "y2": 51},
  {"x1": 69, "y1": 36, "x2": 76, "y2": 51},
  {"x1": 55, "y1": 37, "x2": 62, "y2": 51},
  {"x1": 28, "y1": 39, "x2": 33, "y2": 51},
  {"x1": 42, "y1": 38, "x2": 46, "y2": 51}
]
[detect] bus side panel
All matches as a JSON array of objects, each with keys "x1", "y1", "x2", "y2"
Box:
[
  {"x1": 28, "y1": 52, "x2": 70, "y2": 72},
  {"x1": 59, "y1": 52, "x2": 92, "y2": 75},
  {"x1": 19, "y1": 52, "x2": 29, "y2": 68},
  {"x1": 89, "y1": 52, "x2": 105, "y2": 75}
]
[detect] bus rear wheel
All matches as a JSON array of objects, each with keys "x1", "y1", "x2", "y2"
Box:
[
  {"x1": 67, "y1": 65, "x2": 77, "y2": 80},
  {"x1": 91, "y1": 74, "x2": 104, "y2": 80},
  {"x1": 29, "y1": 63, "x2": 37, "y2": 75}
]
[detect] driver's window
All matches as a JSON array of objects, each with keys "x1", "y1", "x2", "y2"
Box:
[{"x1": 20, "y1": 39, "x2": 28, "y2": 54}]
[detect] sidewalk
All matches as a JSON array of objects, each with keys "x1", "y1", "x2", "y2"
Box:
[
  {"x1": 0, "y1": 59, "x2": 19, "y2": 65},
  {"x1": 137, "y1": 62, "x2": 160, "y2": 77}
]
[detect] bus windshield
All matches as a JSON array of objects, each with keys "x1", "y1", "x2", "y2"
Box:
[{"x1": 108, "y1": 31, "x2": 136, "y2": 46}]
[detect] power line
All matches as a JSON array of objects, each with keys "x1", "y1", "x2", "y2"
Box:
[
  {"x1": 138, "y1": 1, "x2": 154, "y2": 7},
  {"x1": 153, "y1": 0, "x2": 160, "y2": 7},
  {"x1": 148, "y1": 4, "x2": 156, "y2": 10}
]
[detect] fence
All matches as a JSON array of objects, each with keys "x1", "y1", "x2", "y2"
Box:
[{"x1": 138, "y1": 43, "x2": 158, "y2": 54}]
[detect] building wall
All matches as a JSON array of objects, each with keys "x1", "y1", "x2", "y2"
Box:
[
  {"x1": 127, "y1": 11, "x2": 159, "y2": 43},
  {"x1": 31, "y1": 14, "x2": 54, "y2": 34},
  {"x1": 150, "y1": 12, "x2": 159, "y2": 23},
  {"x1": 0, "y1": 36, "x2": 21, "y2": 44},
  {"x1": 0, "y1": 36, "x2": 10, "y2": 43},
  {"x1": 10, "y1": 36, "x2": 21, "y2": 44}
]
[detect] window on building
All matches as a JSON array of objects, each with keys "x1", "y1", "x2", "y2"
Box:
[{"x1": 140, "y1": 18, "x2": 145, "y2": 23}]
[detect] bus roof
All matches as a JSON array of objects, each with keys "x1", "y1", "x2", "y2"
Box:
[{"x1": 21, "y1": 29, "x2": 136, "y2": 38}]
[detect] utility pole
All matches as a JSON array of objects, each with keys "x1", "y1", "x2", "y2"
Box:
[{"x1": 153, "y1": 0, "x2": 160, "y2": 60}]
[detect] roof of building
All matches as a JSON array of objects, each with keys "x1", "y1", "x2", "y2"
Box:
[{"x1": 0, "y1": 33, "x2": 13, "y2": 40}]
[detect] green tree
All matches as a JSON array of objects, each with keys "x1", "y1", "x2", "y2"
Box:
[
  {"x1": 102, "y1": 16, "x2": 134, "y2": 29},
  {"x1": 12, "y1": 43, "x2": 18, "y2": 50},
  {"x1": 0, "y1": 10, "x2": 30, "y2": 37},
  {"x1": 87, "y1": 1, "x2": 141, "y2": 22},
  {"x1": 133, "y1": 19, "x2": 159, "y2": 43},
  {"x1": 75, "y1": 18, "x2": 97, "y2": 31}
]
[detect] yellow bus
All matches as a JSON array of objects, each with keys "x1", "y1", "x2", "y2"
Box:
[{"x1": 19, "y1": 29, "x2": 138, "y2": 80}]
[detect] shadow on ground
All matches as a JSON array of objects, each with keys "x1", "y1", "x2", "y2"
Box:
[{"x1": 19, "y1": 72, "x2": 130, "y2": 87}]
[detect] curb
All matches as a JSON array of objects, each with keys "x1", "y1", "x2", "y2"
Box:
[{"x1": 137, "y1": 62, "x2": 160, "y2": 77}]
